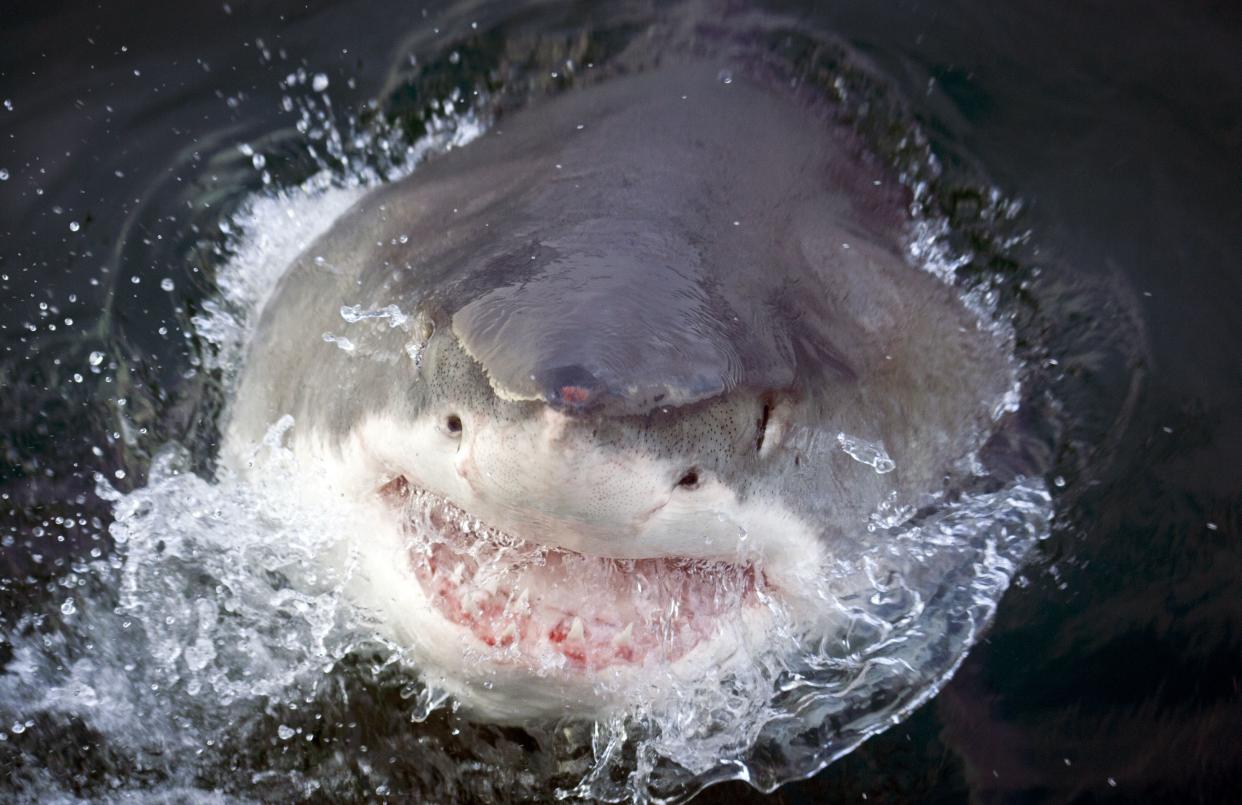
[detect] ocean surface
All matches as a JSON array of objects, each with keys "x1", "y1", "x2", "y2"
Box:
[{"x1": 2, "y1": 1, "x2": 1240, "y2": 802}]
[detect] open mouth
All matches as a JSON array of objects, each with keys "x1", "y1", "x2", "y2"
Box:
[{"x1": 379, "y1": 476, "x2": 766, "y2": 672}]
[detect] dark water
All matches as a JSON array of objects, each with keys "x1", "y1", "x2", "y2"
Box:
[{"x1": 2, "y1": 1, "x2": 1240, "y2": 802}]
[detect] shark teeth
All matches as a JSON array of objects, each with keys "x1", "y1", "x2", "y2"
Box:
[
  {"x1": 465, "y1": 590, "x2": 489, "y2": 615},
  {"x1": 510, "y1": 587, "x2": 530, "y2": 613},
  {"x1": 476, "y1": 573, "x2": 501, "y2": 595},
  {"x1": 399, "y1": 479, "x2": 765, "y2": 671},
  {"x1": 497, "y1": 621, "x2": 518, "y2": 643}
]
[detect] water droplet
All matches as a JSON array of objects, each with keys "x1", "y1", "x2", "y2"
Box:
[
  {"x1": 339, "y1": 304, "x2": 407, "y2": 328},
  {"x1": 9, "y1": 723, "x2": 24, "y2": 735},
  {"x1": 1053, "y1": 475, "x2": 1066, "y2": 488},
  {"x1": 322, "y1": 333, "x2": 355, "y2": 353},
  {"x1": 837, "y1": 433, "x2": 896, "y2": 474},
  {"x1": 69, "y1": 221, "x2": 80, "y2": 232},
  {"x1": 0, "y1": 169, "x2": 9, "y2": 181},
  {"x1": 2, "y1": 99, "x2": 12, "y2": 111},
  {"x1": 311, "y1": 73, "x2": 329, "y2": 92},
  {"x1": 277, "y1": 724, "x2": 295, "y2": 740},
  {"x1": 404, "y1": 341, "x2": 424, "y2": 368},
  {"x1": 61, "y1": 598, "x2": 77, "y2": 616},
  {"x1": 251, "y1": 153, "x2": 266, "y2": 170},
  {"x1": 88, "y1": 351, "x2": 104, "y2": 366},
  {"x1": 160, "y1": 278, "x2": 175, "y2": 291},
  {"x1": 718, "y1": 69, "x2": 734, "y2": 84}
]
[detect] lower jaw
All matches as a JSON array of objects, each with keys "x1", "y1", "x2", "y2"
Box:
[
  {"x1": 373, "y1": 478, "x2": 778, "y2": 715},
  {"x1": 405, "y1": 603, "x2": 779, "y2": 723}
]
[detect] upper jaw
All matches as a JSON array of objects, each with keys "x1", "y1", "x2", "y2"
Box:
[
  {"x1": 377, "y1": 461, "x2": 826, "y2": 598},
  {"x1": 340, "y1": 411, "x2": 826, "y2": 589},
  {"x1": 382, "y1": 469, "x2": 824, "y2": 586}
]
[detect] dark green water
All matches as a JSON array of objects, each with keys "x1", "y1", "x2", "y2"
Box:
[{"x1": 2, "y1": 1, "x2": 1239, "y2": 802}]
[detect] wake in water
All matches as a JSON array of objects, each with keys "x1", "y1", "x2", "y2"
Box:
[{"x1": 0, "y1": 11, "x2": 1055, "y2": 802}]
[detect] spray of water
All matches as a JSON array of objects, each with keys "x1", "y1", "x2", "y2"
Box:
[{"x1": 0, "y1": 19, "x2": 1053, "y2": 802}]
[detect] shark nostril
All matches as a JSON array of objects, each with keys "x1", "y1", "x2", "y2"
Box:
[
  {"x1": 445, "y1": 414, "x2": 463, "y2": 436},
  {"x1": 677, "y1": 469, "x2": 700, "y2": 490}
]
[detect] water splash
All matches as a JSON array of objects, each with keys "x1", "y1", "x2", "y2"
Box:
[
  {"x1": 0, "y1": 17, "x2": 1056, "y2": 804},
  {"x1": 837, "y1": 433, "x2": 897, "y2": 474},
  {"x1": 0, "y1": 435, "x2": 1047, "y2": 800}
]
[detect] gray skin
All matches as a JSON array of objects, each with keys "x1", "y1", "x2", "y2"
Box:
[{"x1": 225, "y1": 59, "x2": 1011, "y2": 576}]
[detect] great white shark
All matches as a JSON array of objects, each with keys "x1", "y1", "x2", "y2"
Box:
[{"x1": 222, "y1": 59, "x2": 1015, "y2": 721}]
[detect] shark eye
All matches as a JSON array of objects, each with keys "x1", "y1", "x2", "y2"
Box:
[
  {"x1": 445, "y1": 414, "x2": 463, "y2": 436},
  {"x1": 756, "y1": 396, "x2": 774, "y2": 453},
  {"x1": 676, "y1": 469, "x2": 700, "y2": 490}
]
